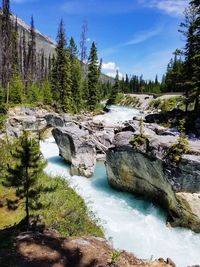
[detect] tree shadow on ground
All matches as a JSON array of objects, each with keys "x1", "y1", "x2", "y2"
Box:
[{"x1": 0, "y1": 221, "x2": 106, "y2": 267}]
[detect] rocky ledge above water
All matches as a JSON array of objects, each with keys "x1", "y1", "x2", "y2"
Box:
[
  {"x1": 3, "y1": 106, "x2": 200, "y2": 233},
  {"x1": 106, "y1": 126, "x2": 200, "y2": 232}
]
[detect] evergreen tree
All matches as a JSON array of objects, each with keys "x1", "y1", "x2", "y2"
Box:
[
  {"x1": 69, "y1": 37, "x2": 79, "y2": 57},
  {"x1": 87, "y1": 42, "x2": 99, "y2": 111},
  {"x1": 9, "y1": 72, "x2": 23, "y2": 104},
  {"x1": 180, "y1": 3, "x2": 200, "y2": 110},
  {"x1": 42, "y1": 80, "x2": 53, "y2": 105},
  {"x1": 5, "y1": 131, "x2": 46, "y2": 226},
  {"x1": 62, "y1": 48, "x2": 73, "y2": 112},
  {"x1": 27, "y1": 83, "x2": 42, "y2": 104},
  {"x1": 28, "y1": 16, "x2": 37, "y2": 82},
  {"x1": 69, "y1": 38, "x2": 83, "y2": 112},
  {"x1": 107, "y1": 71, "x2": 120, "y2": 105},
  {"x1": 1, "y1": 0, "x2": 12, "y2": 102},
  {"x1": 55, "y1": 20, "x2": 73, "y2": 112},
  {"x1": 50, "y1": 54, "x2": 59, "y2": 102}
]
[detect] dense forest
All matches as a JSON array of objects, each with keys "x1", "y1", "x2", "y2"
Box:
[
  {"x1": 0, "y1": 0, "x2": 199, "y2": 113},
  {"x1": 0, "y1": 0, "x2": 114, "y2": 113}
]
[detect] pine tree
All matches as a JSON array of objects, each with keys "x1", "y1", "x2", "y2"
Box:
[
  {"x1": 5, "y1": 131, "x2": 46, "y2": 226},
  {"x1": 27, "y1": 83, "x2": 42, "y2": 104},
  {"x1": 107, "y1": 71, "x2": 120, "y2": 105},
  {"x1": 42, "y1": 80, "x2": 52, "y2": 105},
  {"x1": 50, "y1": 54, "x2": 59, "y2": 102},
  {"x1": 55, "y1": 20, "x2": 73, "y2": 112},
  {"x1": 87, "y1": 42, "x2": 99, "y2": 111},
  {"x1": 1, "y1": 0, "x2": 12, "y2": 102},
  {"x1": 69, "y1": 38, "x2": 83, "y2": 112},
  {"x1": 10, "y1": 72, "x2": 23, "y2": 104},
  {"x1": 28, "y1": 16, "x2": 37, "y2": 82},
  {"x1": 180, "y1": 2, "x2": 200, "y2": 110},
  {"x1": 62, "y1": 48, "x2": 73, "y2": 112}
]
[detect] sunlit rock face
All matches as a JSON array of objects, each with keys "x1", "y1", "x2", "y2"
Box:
[
  {"x1": 52, "y1": 124, "x2": 96, "y2": 177},
  {"x1": 106, "y1": 131, "x2": 200, "y2": 232}
]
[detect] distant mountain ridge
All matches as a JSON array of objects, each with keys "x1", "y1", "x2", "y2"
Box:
[{"x1": 2, "y1": 11, "x2": 114, "y2": 84}]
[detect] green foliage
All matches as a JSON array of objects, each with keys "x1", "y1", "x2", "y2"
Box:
[
  {"x1": 0, "y1": 138, "x2": 103, "y2": 237},
  {"x1": 5, "y1": 131, "x2": 47, "y2": 226},
  {"x1": 0, "y1": 85, "x2": 5, "y2": 105},
  {"x1": 0, "y1": 139, "x2": 12, "y2": 182},
  {"x1": 0, "y1": 113, "x2": 7, "y2": 130},
  {"x1": 110, "y1": 249, "x2": 121, "y2": 265},
  {"x1": 147, "y1": 97, "x2": 183, "y2": 112},
  {"x1": 165, "y1": 119, "x2": 191, "y2": 164},
  {"x1": 35, "y1": 174, "x2": 104, "y2": 237},
  {"x1": 87, "y1": 42, "x2": 100, "y2": 111},
  {"x1": 9, "y1": 73, "x2": 23, "y2": 104},
  {"x1": 130, "y1": 119, "x2": 147, "y2": 149},
  {"x1": 42, "y1": 81, "x2": 52, "y2": 105},
  {"x1": 27, "y1": 83, "x2": 43, "y2": 104},
  {"x1": 164, "y1": 50, "x2": 184, "y2": 93},
  {"x1": 116, "y1": 94, "x2": 141, "y2": 108},
  {"x1": 107, "y1": 71, "x2": 120, "y2": 105}
]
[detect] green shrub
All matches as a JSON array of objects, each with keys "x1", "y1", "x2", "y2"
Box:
[
  {"x1": 34, "y1": 174, "x2": 104, "y2": 237},
  {"x1": 130, "y1": 119, "x2": 148, "y2": 149},
  {"x1": 165, "y1": 119, "x2": 191, "y2": 164},
  {"x1": 110, "y1": 249, "x2": 121, "y2": 264}
]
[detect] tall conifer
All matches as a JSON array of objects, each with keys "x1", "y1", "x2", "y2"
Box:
[{"x1": 87, "y1": 42, "x2": 99, "y2": 111}]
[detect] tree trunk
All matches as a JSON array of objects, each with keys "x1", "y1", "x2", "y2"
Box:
[
  {"x1": 6, "y1": 82, "x2": 9, "y2": 103},
  {"x1": 25, "y1": 166, "x2": 29, "y2": 228}
]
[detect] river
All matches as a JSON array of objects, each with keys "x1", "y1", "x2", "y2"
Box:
[{"x1": 40, "y1": 106, "x2": 200, "y2": 267}]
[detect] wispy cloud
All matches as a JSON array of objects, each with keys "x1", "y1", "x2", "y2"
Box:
[
  {"x1": 101, "y1": 27, "x2": 162, "y2": 57},
  {"x1": 61, "y1": 0, "x2": 136, "y2": 15},
  {"x1": 139, "y1": 0, "x2": 189, "y2": 17},
  {"x1": 122, "y1": 27, "x2": 161, "y2": 46}
]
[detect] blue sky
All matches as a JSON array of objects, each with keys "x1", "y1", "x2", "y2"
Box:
[{"x1": 10, "y1": 0, "x2": 189, "y2": 80}]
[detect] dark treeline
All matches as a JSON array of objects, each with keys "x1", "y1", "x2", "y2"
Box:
[
  {"x1": 120, "y1": 73, "x2": 161, "y2": 94},
  {"x1": 0, "y1": 0, "x2": 112, "y2": 113}
]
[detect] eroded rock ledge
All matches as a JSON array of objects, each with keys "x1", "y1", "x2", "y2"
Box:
[{"x1": 106, "y1": 130, "x2": 200, "y2": 232}]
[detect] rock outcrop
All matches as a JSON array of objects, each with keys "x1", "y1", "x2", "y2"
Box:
[
  {"x1": 52, "y1": 124, "x2": 96, "y2": 177},
  {"x1": 106, "y1": 130, "x2": 200, "y2": 232}
]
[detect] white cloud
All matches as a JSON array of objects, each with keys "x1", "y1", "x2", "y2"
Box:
[
  {"x1": 102, "y1": 62, "x2": 117, "y2": 71},
  {"x1": 139, "y1": 0, "x2": 189, "y2": 17},
  {"x1": 102, "y1": 61, "x2": 123, "y2": 79}
]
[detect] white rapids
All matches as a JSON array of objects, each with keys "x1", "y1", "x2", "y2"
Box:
[{"x1": 40, "y1": 106, "x2": 200, "y2": 267}]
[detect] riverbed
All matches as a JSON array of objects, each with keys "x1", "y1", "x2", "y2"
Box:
[{"x1": 40, "y1": 106, "x2": 200, "y2": 267}]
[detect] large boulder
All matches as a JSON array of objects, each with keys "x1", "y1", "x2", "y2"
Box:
[
  {"x1": 52, "y1": 124, "x2": 96, "y2": 177},
  {"x1": 44, "y1": 113, "x2": 65, "y2": 127},
  {"x1": 106, "y1": 131, "x2": 200, "y2": 232}
]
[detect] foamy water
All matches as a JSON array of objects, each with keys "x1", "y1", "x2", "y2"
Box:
[{"x1": 40, "y1": 106, "x2": 200, "y2": 267}]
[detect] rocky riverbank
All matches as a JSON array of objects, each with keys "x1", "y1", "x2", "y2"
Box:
[{"x1": 3, "y1": 106, "x2": 200, "y2": 233}]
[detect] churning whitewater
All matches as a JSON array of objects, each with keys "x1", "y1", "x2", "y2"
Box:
[{"x1": 40, "y1": 106, "x2": 200, "y2": 267}]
